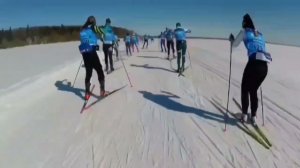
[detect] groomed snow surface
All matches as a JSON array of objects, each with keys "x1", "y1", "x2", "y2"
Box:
[{"x1": 1, "y1": 39, "x2": 300, "y2": 168}]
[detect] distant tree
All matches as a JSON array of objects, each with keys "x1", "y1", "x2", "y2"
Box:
[
  {"x1": 0, "y1": 25, "x2": 133, "y2": 48},
  {"x1": 26, "y1": 24, "x2": 30, "y2": 37},
  {"x1": 60, "y1": 24, "x2": 65, "y2": 34},
  {"x1": 0, "y1": 29, "x2": 3, "y2": 44},
  {"x1": 7, "y1": 27, "x2": 13, "y2": 41}
]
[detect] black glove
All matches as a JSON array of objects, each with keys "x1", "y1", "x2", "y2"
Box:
[{"x1": 229, "y1": 33, "x2": 235, "y2": 43}]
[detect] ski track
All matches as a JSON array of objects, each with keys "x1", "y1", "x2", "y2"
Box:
[
  {"x1": 265, "y1": 103, "x2": 300, "y2": 131},
  {"x1": 190, "y1": 117, "x2": 235, "y2": 168},
  {"x1": 245, "y1": 135, "x2": 262, "y2": 168},
  {"x1": 264, "y1": 96, "x2": 300, "y2": 123},
  {"x1": 234, "y1": 146, "x2": 253, "y2": 166},
  {"x1": 196, "y1": 60, "x2": 240, "y2": 88}
]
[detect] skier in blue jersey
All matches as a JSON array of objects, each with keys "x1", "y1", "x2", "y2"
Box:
[
  {"x1": 124, "y1": 33, "x2": 132, "y2": 56},
  {"x1": 130, "y1": 33, "x2": 139, "y2": 53},
  {"x1": 229, "y1": 14, "x2": 272, "y2": 125},
  {"x1": 78, "y1": 16, "x2": 108, "y2": 99},
  {"x1": 132, "y1": 33, "x2": 139, "y2": 52},
  {"x1": 174, "y1": 22, "x2": 191, "y2": 73},
  {"x1": 165, "y1": 28, "x2": 175, "y2": 59},
  {"x1": 142, "y1": 34, "x2": 149, "y2": 49},
  {"x1": 102, "y1": 18, "x2": 115, "y2": 72},
  {"x1": 160, "y1": 31, "x2": 167, "y2": 52}
]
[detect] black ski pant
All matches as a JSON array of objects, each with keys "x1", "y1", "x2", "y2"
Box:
[
  {"x1": 167, "y1": 40, "x2": 175, "y2": 56},
  {"x1": 82, "y1": 50, "x2": 105, "y2": 93},
  {"x1": 103, "y1": 44, "x2": 114, "y2": 70},
  {"x1": 160, "y1": 39, "x2": 166, "y2": 52},
  {"x1": 176, "y1": 40, "x2": 187, "y2": 71},
  {"x1": 126, "y1": 42, "x2": 132, "y2": 56},
  {"x1": 241, "y1": 60, "x2": 268, "y2": 117}
]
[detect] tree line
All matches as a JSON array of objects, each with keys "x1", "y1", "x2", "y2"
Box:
[{"x1": 0, "y1": 25, "x2": 133, "y2": 49}]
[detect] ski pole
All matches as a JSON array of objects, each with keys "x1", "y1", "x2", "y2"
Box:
[
  {"x1": 72, "y1": 60, "x2": 83, "y2": 87},
  {"x1": 225, "y1": 42, "x2": 233, "y2": 131},
  {"x1": 260, "y1": 87, "x2": 265, "y2": 126},
  {"x1": 120, "y1": 55, "x2": 133, "y2": 87},
  {"x1": 187, "y1": 50, "x2": 193, "y2": 70}
]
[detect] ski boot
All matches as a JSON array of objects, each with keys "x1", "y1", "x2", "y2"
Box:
[
  {"x1": 251, "y1": 116, "x2": 257, "y2": 126},
  {"x1": 100, "y1": 90, "x2": 109, "y2": 97},
  {"x1": 240, "y1": 113, "x2": 247, "y2": 123},
  {"x1": 85, "y1": 91, "x2": 92, "y2": 101}
]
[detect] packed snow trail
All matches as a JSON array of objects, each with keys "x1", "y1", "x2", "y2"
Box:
[{"x1": 0, "y1": 40, "x2": 300, "y2": 168}]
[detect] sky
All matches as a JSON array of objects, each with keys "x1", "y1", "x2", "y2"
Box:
[{"x1": 1, "y1": 0, "x2": 300, "y2": 46}]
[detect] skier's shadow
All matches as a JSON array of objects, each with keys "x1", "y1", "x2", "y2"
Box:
[
  {"x1": 138, "y1": 90, "x2": 235, "y2": 125},
  {"x1": 54, "y1": 79, "x2": 85, "y2": 100},
  {"x1": 137, "y1": 56, "x2": 166, "y2": 60},
  {"x1": 131, "y1": 64, "x2": 175, "y2": 73}
]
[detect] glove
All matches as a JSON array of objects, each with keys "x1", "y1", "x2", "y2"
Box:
[{"x1": 229, "y1": 33, "x2": 235, "y2": 43}]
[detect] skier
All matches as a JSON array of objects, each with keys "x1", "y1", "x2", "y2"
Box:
[
  {"x1": 229, "y1": 13, "x2": 272, "y2": 125},
  {"x1": 133, "y1": 33, "x2": 139, "y2": 52},
  {"x1": 166, "y1": 28, "x2": 175, "y2": 59},
  {"x1": 160, "y1": 31, "x2": 167, "y2": 52},
  {"x1": 174, "y1": 22, "x2": 191, "y2": 73},
  {"x1": 130, "y1": 34, "x2": 135, "y2": 52},
  {"x1": 78, "y1": 16, "x2": 109, "y2": 99},
  {"x1": 142, "y1": 34, "x2": 149, "y2": 49},
  {"x1": 124, "y1": 33, "x2": 132, "y2": 56},
  {"x1": 102, "y1": 18, "x2": 115, "y2": 72},
  {"x1": 130, "y1": 33, "x2": 139, "y2": 53}
]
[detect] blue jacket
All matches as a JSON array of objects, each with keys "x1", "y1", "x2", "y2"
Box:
[
  {"x1": 103, "y1": 25, "x2": 115, "y2": 44},
  {"x1": 125, "y1": 35, "x2": 131, "y2": 43},
  {"x1": 166, "y1": 30, "x2": 174, "y2": 41},
  {"x1": 243, "y1": 29, "x2": 272, "y2": 62},
  {"x1": 79, "y1": 26, "x2": 98, "y2": 53},
  {"x1": 174, "y1": 27, "x2": 191, "y2": 41}
]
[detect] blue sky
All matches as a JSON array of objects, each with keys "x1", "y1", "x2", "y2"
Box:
[{"x1": 1, "y1": 0, "x2": 300, "y2": 46}]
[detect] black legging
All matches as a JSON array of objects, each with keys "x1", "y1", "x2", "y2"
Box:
[
  {"x1": 126, "y1": 42, "x2": 132, "y2": 56},
  {"x1": 160, "y1": 39, "x2": 166, "y2": 52},
  {"x1": 241, "y1": 60, "x2": 268, "y2": 117},
  {"x1": 167, "y1": 40, "x2": 175, "y2": 56},
  {"x1": 82, "y1": 50, "x2": 105, "y2": 93},
  {"x1": 103, "y1": 44, "x2": 114, "y2": 70}
]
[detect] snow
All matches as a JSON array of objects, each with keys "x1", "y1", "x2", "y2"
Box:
[{"x1": 0, "y1": 39, "x2": 300, "y2": 168}]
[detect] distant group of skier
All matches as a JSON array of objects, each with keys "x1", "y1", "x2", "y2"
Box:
[{"x1": 78, "y1": 13, "x2": 272, "y2": 125}]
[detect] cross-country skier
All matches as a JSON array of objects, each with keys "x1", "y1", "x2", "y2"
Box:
[
  {"x1": 124, "y1": 33, "x2": 132, "y2": 56},
  {"x1": 102, "y1": 18, "x2": 115, "y2": 72},
  {"x1": 229, "y1": 13, "x2": 272, "y2": 125},
  {"x1": 133, "y1": 33, "x2": 139, "y2": 52},
  {"x1": 78, "y1": 16, "x2": 109, "y2": 99},
  {"x1": 166, "y1": 28, "x2": 175, "y2": 59},
  {"x1": 174, "y1": 22, "x2": 191, "y2": 73},
  {"x1": 142, "y1": 34, "x2": 149, "y2": 49},
  {"x1": 160, "y1": 31, "x2": 167, "y2": 52}
]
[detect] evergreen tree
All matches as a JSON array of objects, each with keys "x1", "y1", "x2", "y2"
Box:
[{"x1": 7, "y1": 27, "x2": 13, "y2": 41}]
